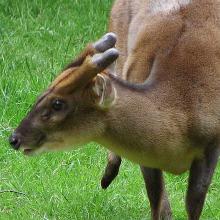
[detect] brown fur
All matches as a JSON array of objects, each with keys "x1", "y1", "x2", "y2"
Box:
[{"x1": 10, "y1": 0, "x2": 220, "y2": 219}]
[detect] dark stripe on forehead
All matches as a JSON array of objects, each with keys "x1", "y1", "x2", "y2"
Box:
[
  {"x1": 35, "y1": 66, "x2": 78, "y2": 106},
  {"x1": 51, "y1": 67, "x2": 77, "y2": 89},
  {"x1": 35, "y1": 89, "x2": 52, "y2": 106},
  {"x1": 35, "y1": 69, "x2": 74, "y2": 106}
]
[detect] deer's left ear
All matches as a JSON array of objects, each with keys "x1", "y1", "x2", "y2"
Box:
[{"x1": 92, "y1": 74, "x2": 117, "y2": 109}]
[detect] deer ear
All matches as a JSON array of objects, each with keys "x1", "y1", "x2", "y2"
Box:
[{"x1": 93, "y1": 74, "x2": 117, "y2": 109}]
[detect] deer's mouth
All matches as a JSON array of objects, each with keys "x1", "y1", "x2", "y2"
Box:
[
  {"x1": 21, "y1": 146, "x2": 38, "y2": 156},
  {"x1": 20, "y1": 135, "x2": 47, "y2": 156},
  {"x1": 24, "y1": 149, "x2": 34, "y2": 155}
]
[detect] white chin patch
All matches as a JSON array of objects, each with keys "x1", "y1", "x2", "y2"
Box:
[
  {"x1": 38, "y1": 141, "x2": 81, "y2": 153},
  {"x1": 22, "y1": 148, "x2": 43, "y2": 156},
  {"x1": 29, "y1": 132, "x2": 91, "y2": 155}
]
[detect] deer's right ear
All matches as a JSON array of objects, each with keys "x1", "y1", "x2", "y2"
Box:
[{"x1": 92, "y1": 74, "x2": 117, "y2": 109}]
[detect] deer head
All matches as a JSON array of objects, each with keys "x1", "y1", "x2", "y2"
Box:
[{"x1": 9, "y1": 33, "x2": 119, "y2": 155}]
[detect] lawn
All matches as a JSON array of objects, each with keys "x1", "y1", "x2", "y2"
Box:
[{"x1": 1, "y1": 0, "x2": 220, "y2": 219}]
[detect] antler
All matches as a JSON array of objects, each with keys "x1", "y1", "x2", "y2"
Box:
[
  {"x1": 65, "y1": 33, "x2": 117, "y2": 69},
  {"x1": 50, "y1": 34, "x2": 119, "y2": 94}
]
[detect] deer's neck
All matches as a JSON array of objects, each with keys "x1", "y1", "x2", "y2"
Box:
[
  {"x1": 97, "y1": 82, "x2": 166, "y2": 163},
  {"x1": 97, "y1": 82, "x2": 201, "y2": 174}
]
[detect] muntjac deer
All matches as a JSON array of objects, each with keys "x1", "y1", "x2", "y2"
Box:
[{"x1": 9, "y1": 0, "x2": 220, "y2": 219}]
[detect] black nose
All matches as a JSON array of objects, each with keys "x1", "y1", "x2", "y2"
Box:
[{"x1": 9, "y1": 134, "x2": 21, "y2": 150}]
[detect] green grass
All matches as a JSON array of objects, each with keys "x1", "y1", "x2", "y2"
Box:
[{"x1": 1, "y1": 0, "x2": 220, "y2": 219}]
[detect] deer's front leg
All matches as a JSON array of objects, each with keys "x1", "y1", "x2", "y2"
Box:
[
  {"x1": 186, "y1": 146, "x2": 219, "y2": 220},
  {"x1": 101, "y1": 152, "x2": 122, "y2": 189},
  {"x1": 141, "y1": 167, "x2": 172, "y2": 220}
]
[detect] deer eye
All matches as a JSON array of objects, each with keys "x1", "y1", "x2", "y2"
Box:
[{"x1": 52, "y1": 99, "x2": 65, "y2": 111}]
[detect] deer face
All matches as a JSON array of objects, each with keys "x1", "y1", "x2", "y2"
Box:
[{"x1": 9, "y1": 33, "x2": 118, "y2": 155}]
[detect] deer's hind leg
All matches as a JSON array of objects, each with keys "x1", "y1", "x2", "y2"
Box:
[{"x1": 186, "y1": 146, "x2": 219, "y2": 220}]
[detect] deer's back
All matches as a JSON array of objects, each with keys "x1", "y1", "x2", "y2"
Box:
[{"x1": 108, "y1": 0, "x2": 220, "y2": 172}]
